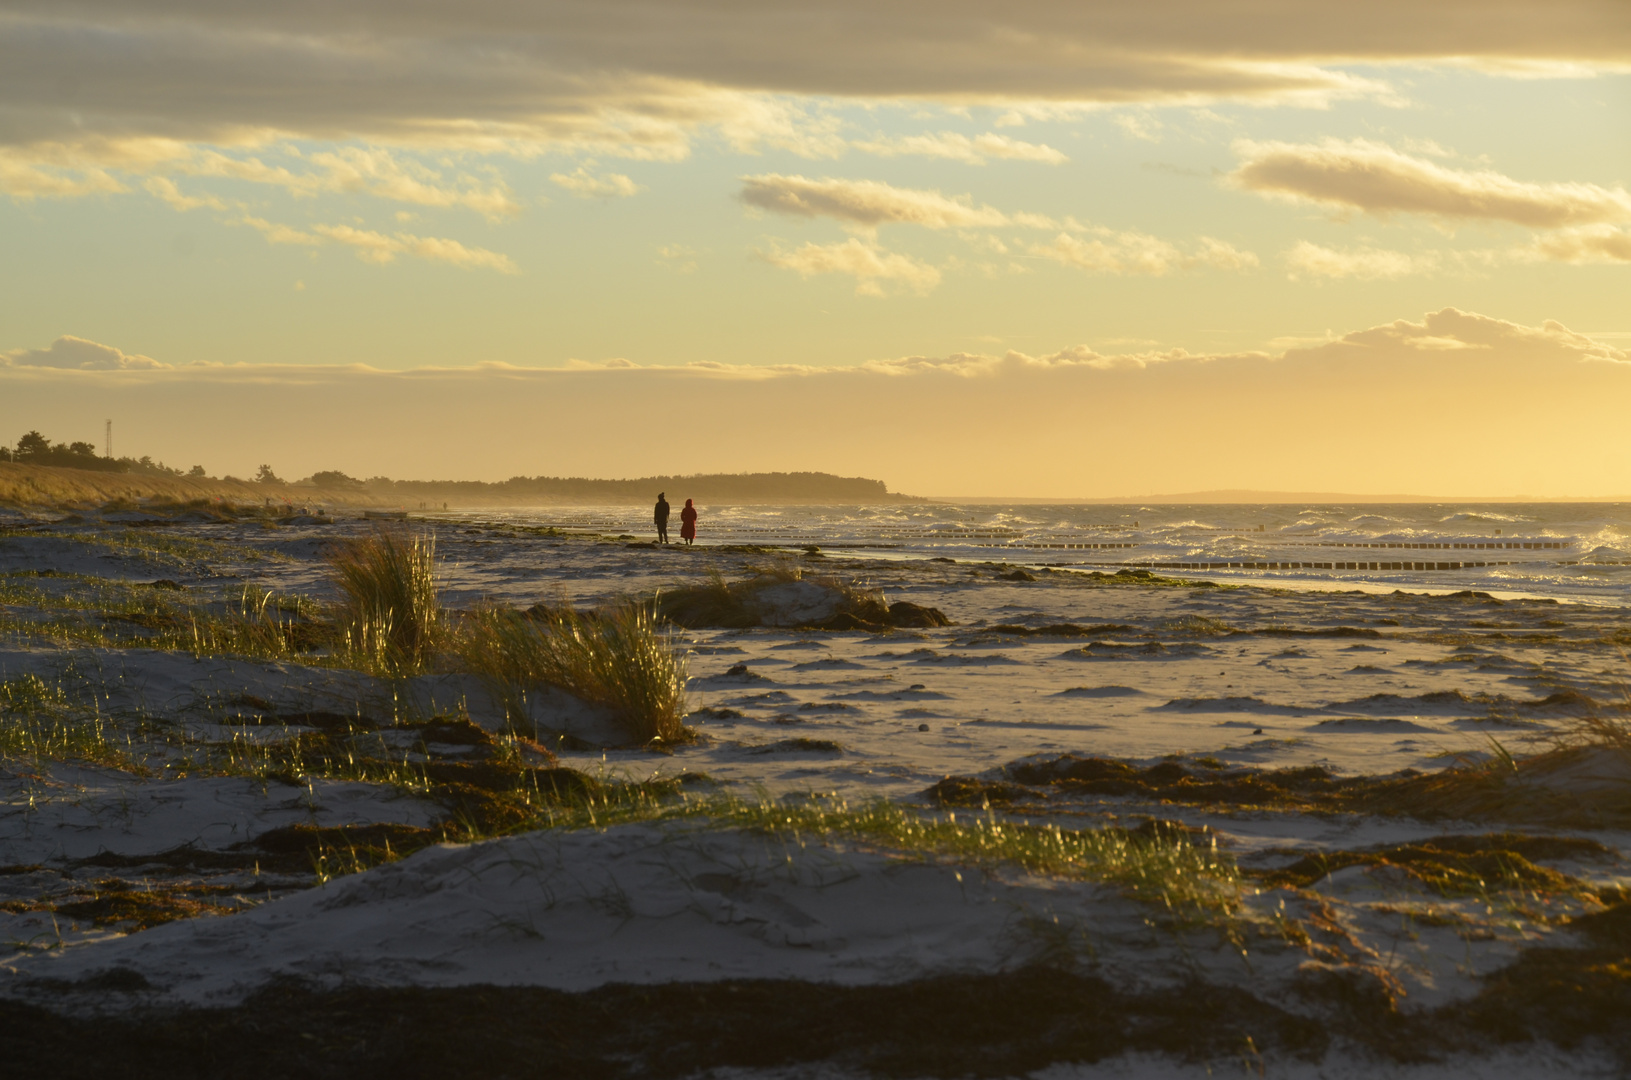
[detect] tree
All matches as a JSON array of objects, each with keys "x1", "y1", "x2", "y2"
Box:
[
  {"x1": 255, "y1": 464, "x2": 282, "y2": 484},
  {"x1": 310, "y1": 470, "x2": 359, "y2": 488},
  {"x1": 188, "y1": 465, "x2": 207, "y2": 477},
  {"x1": 15, "y1": 431, "x2": 49, "y2": 461},
  {"x1": 66, "y1": 441, "x2": 98, "y2": 458}
]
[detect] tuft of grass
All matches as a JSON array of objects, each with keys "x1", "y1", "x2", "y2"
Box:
[
  {"x1": 460, "y1": 601, "x2": 690, "y2": 744},
  {"x1": 183, "y1": 585, "x2": 322, "y2": 662},
  {"x1": 329, "y1": 530, "x2": 443, "y2": 675},
  {"x1": 656, "y1": 566, "x2": 757, "y2": 628},
  {"x1": 0, "y1": 671, "x2": 142, "y2": 772}
]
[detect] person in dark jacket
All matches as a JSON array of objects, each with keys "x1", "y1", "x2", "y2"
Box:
[
  {"x1": 654, "y1": 492, "x2": 670, "y2": 543},
  {"x1": 679, "y1": 498, "x2": 698, "y2": 546}
]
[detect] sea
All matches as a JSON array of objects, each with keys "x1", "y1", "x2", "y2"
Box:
[{"x1": 444, "y1": 503, "x2": 1631, "y2": 607}]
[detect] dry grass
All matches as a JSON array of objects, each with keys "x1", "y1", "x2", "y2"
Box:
[
  {"x1": 460, "y1": 601, "x2": 690, "y2": 744},
  {"x1": 329, "y1": 530, "x2": 444, "y2": 675}
]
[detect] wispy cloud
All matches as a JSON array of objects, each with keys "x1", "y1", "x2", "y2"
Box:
[
  {"x1": 852, "y1": 132, "x2": 1067, "y2": 165},
  {"x1": 740, "y1": 174, "x2": 1009, "y2": 231},
  {"x1": 1283, "y1": 240, "x2": 1441, "y2": 280},
  {"x1": 240, "y1": 217, "x2": 518, "y2": 272},
  {"x1": 1521, "y1": 225, "x2": 1631, "y2": 264},
  {"x1": 550, "y1": 166, "x2": 642, "y2": 198},
  {"x1": 1030, "y1": 231, "x2": 1257, "y2": 276},
  {"x1": 1231, "y1": 138, "x2": 1631, "y2": 227},
  {"x1": 759, "y1": 238, "x2": 941, "y2": 296},
  {"x1": 143, "y1": 176, "x2": 230, "y2": 212}
]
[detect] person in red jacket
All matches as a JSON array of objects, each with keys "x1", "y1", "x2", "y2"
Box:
[{"x1": 679, "y1": 498, "x2": 698, "y2": 545}]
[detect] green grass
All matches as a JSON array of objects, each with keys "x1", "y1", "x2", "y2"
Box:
[
  {"x1": 460, "y1": 601, "x2": 690, "y2": 743},
  {"x1": 329, "y1": 530, "x2": 444, "y2": 675},
  {"x1": 181, "y1": 585, "x2": 324, "y2": 662},
  {"x1": 520, "y1": 788, "x2": 1241, "y2": 917},
  {"x1": 0, "y1": 671, "x2": 143, "y2": 773}
]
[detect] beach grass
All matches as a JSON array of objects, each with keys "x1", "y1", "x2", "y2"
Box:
[
  {"x1": 460, "y1": 600, "x2": 690, "y2": 743},
  {"x1": 182, "y1": 585, "x2": 322, "y2": 663},
  {"x1": 0, "y1": 671, "x2": 143, "y2": 773},
  {"x1": 329, "y1": 529, "x2": 444, "y2": 676},
  {"x1": 513, "y1": 786, "x2": 1241, "y2": 916}
]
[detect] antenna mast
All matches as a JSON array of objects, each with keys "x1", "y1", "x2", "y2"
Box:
[{"x1": 105, "y1": 419, "x2": 112, "y2": 459}]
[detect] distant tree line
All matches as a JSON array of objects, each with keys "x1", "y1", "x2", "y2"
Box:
[{"x1": 0, "y1": 431, "x2": 206, "y2": 478}]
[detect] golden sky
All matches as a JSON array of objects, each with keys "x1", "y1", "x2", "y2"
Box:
[{"x1": 2, "y1": 2, "x2": 1628, "y2": 495}]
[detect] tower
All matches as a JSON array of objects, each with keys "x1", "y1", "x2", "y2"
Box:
[{"x1": 105, "y1": 419, "x2": 113, "y2": 459}]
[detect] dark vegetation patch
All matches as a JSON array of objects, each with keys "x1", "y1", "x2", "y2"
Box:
[
  {"x1": 655, "y1": 572, "x2": 950, "y2": 632},
  {"x1": 1254, "y1": 834, "x2": 1614, "y2": 894},
  {"x1": 923, "y1": 749, "x2": 1631, "y2": 829},
  {"x1": 1, "y1": 880, "x2": 249, "y2": 931}
]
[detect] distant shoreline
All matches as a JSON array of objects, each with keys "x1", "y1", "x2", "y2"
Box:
[
  {"x1": 5, "y1": 464, "x2": 1625, "y2": 510},
  {"x1": 0, "y1": 464, "x2": 923, "y2": 509}
]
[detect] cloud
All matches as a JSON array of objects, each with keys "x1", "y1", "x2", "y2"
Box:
[
  {"x1": 0, "y1": 156, "x2": 126, "y2": 200},
  {"x1": 240, "y1": 216, "x2": 323, "y2": 246},
  {"x1": 239, "y1": 216, "x2": 518, "y2": 272},
  {"x1": 4, "y1": 2, "x2": 1618, "y2": 166},
  {"x1": 3, "y1": 4, "x2": 1621, "y2": 221},
  {"x1": 1281, "y1": 307, "x2": 1628, "y2": 366},
  {"x1": 1030, "y1": 231, "x2": 1257, "y2": 275},
  {"x1": 5, "y1": 138, "x2": 520, "y2": 220},
  {"x1": 143, "y1": 176, "x2": 230, "y2": 212},
  {"x1": 1284, "y1": 240, "x2": 1441, "y2": 280},
  {"x1": 656, "y1": 243, "x2": 698, "y2": 273},
  {"x1": 740, "y1": 174, "x2": 1009, "y2": 231},
  {"x1": 759, "y1": 238, "x2": 942, "y2": 296},
  {"x1": 1, "y1": 335, "x2": 165, "y2": 370},
  {"x1": 550, "y1": 166, "x2": 642, "y2": 198},
  {"x1": 852, "y1": 132, "x2": 1067, "y2": 165},
  {"x1": 1231, "y1": 138, "x2": 1631, "y2": 227},
  {"x1": 1112, "y1": 114, "x2": 1164, "y2": 142},
  {"x1": 311, "y1": 224, "x2": 520, "y2": 272},
  {"x1": 1522, "y1": 225, "x2": 1631, "y2": 263}
]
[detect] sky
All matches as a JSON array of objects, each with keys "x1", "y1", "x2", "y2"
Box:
[{"x1": 1, "y1": 1, "x2": 1628, "y2": 497}]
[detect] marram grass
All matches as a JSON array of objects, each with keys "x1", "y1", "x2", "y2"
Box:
[
  {"x1": 329, "y1": 529, "x2": 444, "y2": 676},
  {"x1": 460, "y1": 601, "x2": 690, "y2": 743}
]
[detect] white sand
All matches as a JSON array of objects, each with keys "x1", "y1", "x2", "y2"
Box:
[{"x1": 3, "y1": 518, "x2": 1629, "y2": 1073}]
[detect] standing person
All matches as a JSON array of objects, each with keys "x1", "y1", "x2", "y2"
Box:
[
  {"x1": 680, "y1": 498, "x2": 698, "y2": 546},
  {"x1": 654, "y1": 492, "x2": 671, "y2": 544}
]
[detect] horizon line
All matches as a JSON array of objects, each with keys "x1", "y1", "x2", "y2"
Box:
[{"x1": 922, "y1": 489, "x2": 1631, "y2": 504}]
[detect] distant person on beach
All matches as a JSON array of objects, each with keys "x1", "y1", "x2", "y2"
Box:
[
  {"x1": 654, "y1": 492, "x2": 670, "y2": 543},
  {"x1": 680, "y1": 498, "x2": 698, "y2": 546}
]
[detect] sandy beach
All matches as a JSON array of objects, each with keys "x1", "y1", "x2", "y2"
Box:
[{"x1": 2, "y1": 508, "x2": 1629, "y2": 1077}]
